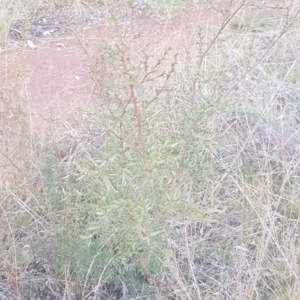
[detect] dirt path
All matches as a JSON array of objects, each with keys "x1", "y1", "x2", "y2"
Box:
[{"x1": 0, "y1": 1, "x2": 284, "y2": 129}]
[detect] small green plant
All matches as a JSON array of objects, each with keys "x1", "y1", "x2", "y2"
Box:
[{"x1": 60, "y1": 4, "x2": 222, "y2": 293}]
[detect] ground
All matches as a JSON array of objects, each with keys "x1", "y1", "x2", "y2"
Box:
[{"x1": 1, "y1": 0, "x2": 279, "y2": 128}]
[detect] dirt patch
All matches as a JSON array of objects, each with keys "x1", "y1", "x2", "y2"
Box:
[{"x1": 0, "y1": 0, "x2": 285, "y2": 129}]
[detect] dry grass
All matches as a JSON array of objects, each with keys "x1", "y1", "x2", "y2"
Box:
[{"x1": 1, "y1": 0, "x2": 300, "y2": 299}]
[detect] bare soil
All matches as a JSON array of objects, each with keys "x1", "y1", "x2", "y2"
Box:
[{"x1": 0, "y1": 0, "x2": 282, "y2": 129}]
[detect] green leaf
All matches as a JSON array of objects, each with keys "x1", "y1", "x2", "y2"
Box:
[
  {"x1": 95, "y1": 211, "x2": 106, "y2": 216},
  {"x1": 150, "y1": 230, "x2": 163, "y2": 237},
  {"x1": 79, "y1": 235, "x2": 90, "y2": 240},
  {"x1": 87, "y1": 226, "x2": 99, "y2": 231}
]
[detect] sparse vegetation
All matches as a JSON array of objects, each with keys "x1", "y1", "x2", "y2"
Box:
[{"x1": 1, "y1": 0, "x2": 300, "y2": 299}]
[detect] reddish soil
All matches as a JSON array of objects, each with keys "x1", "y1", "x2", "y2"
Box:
[{"x1": 0, "y1": 1, "x2": 284, "y2": 129}]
